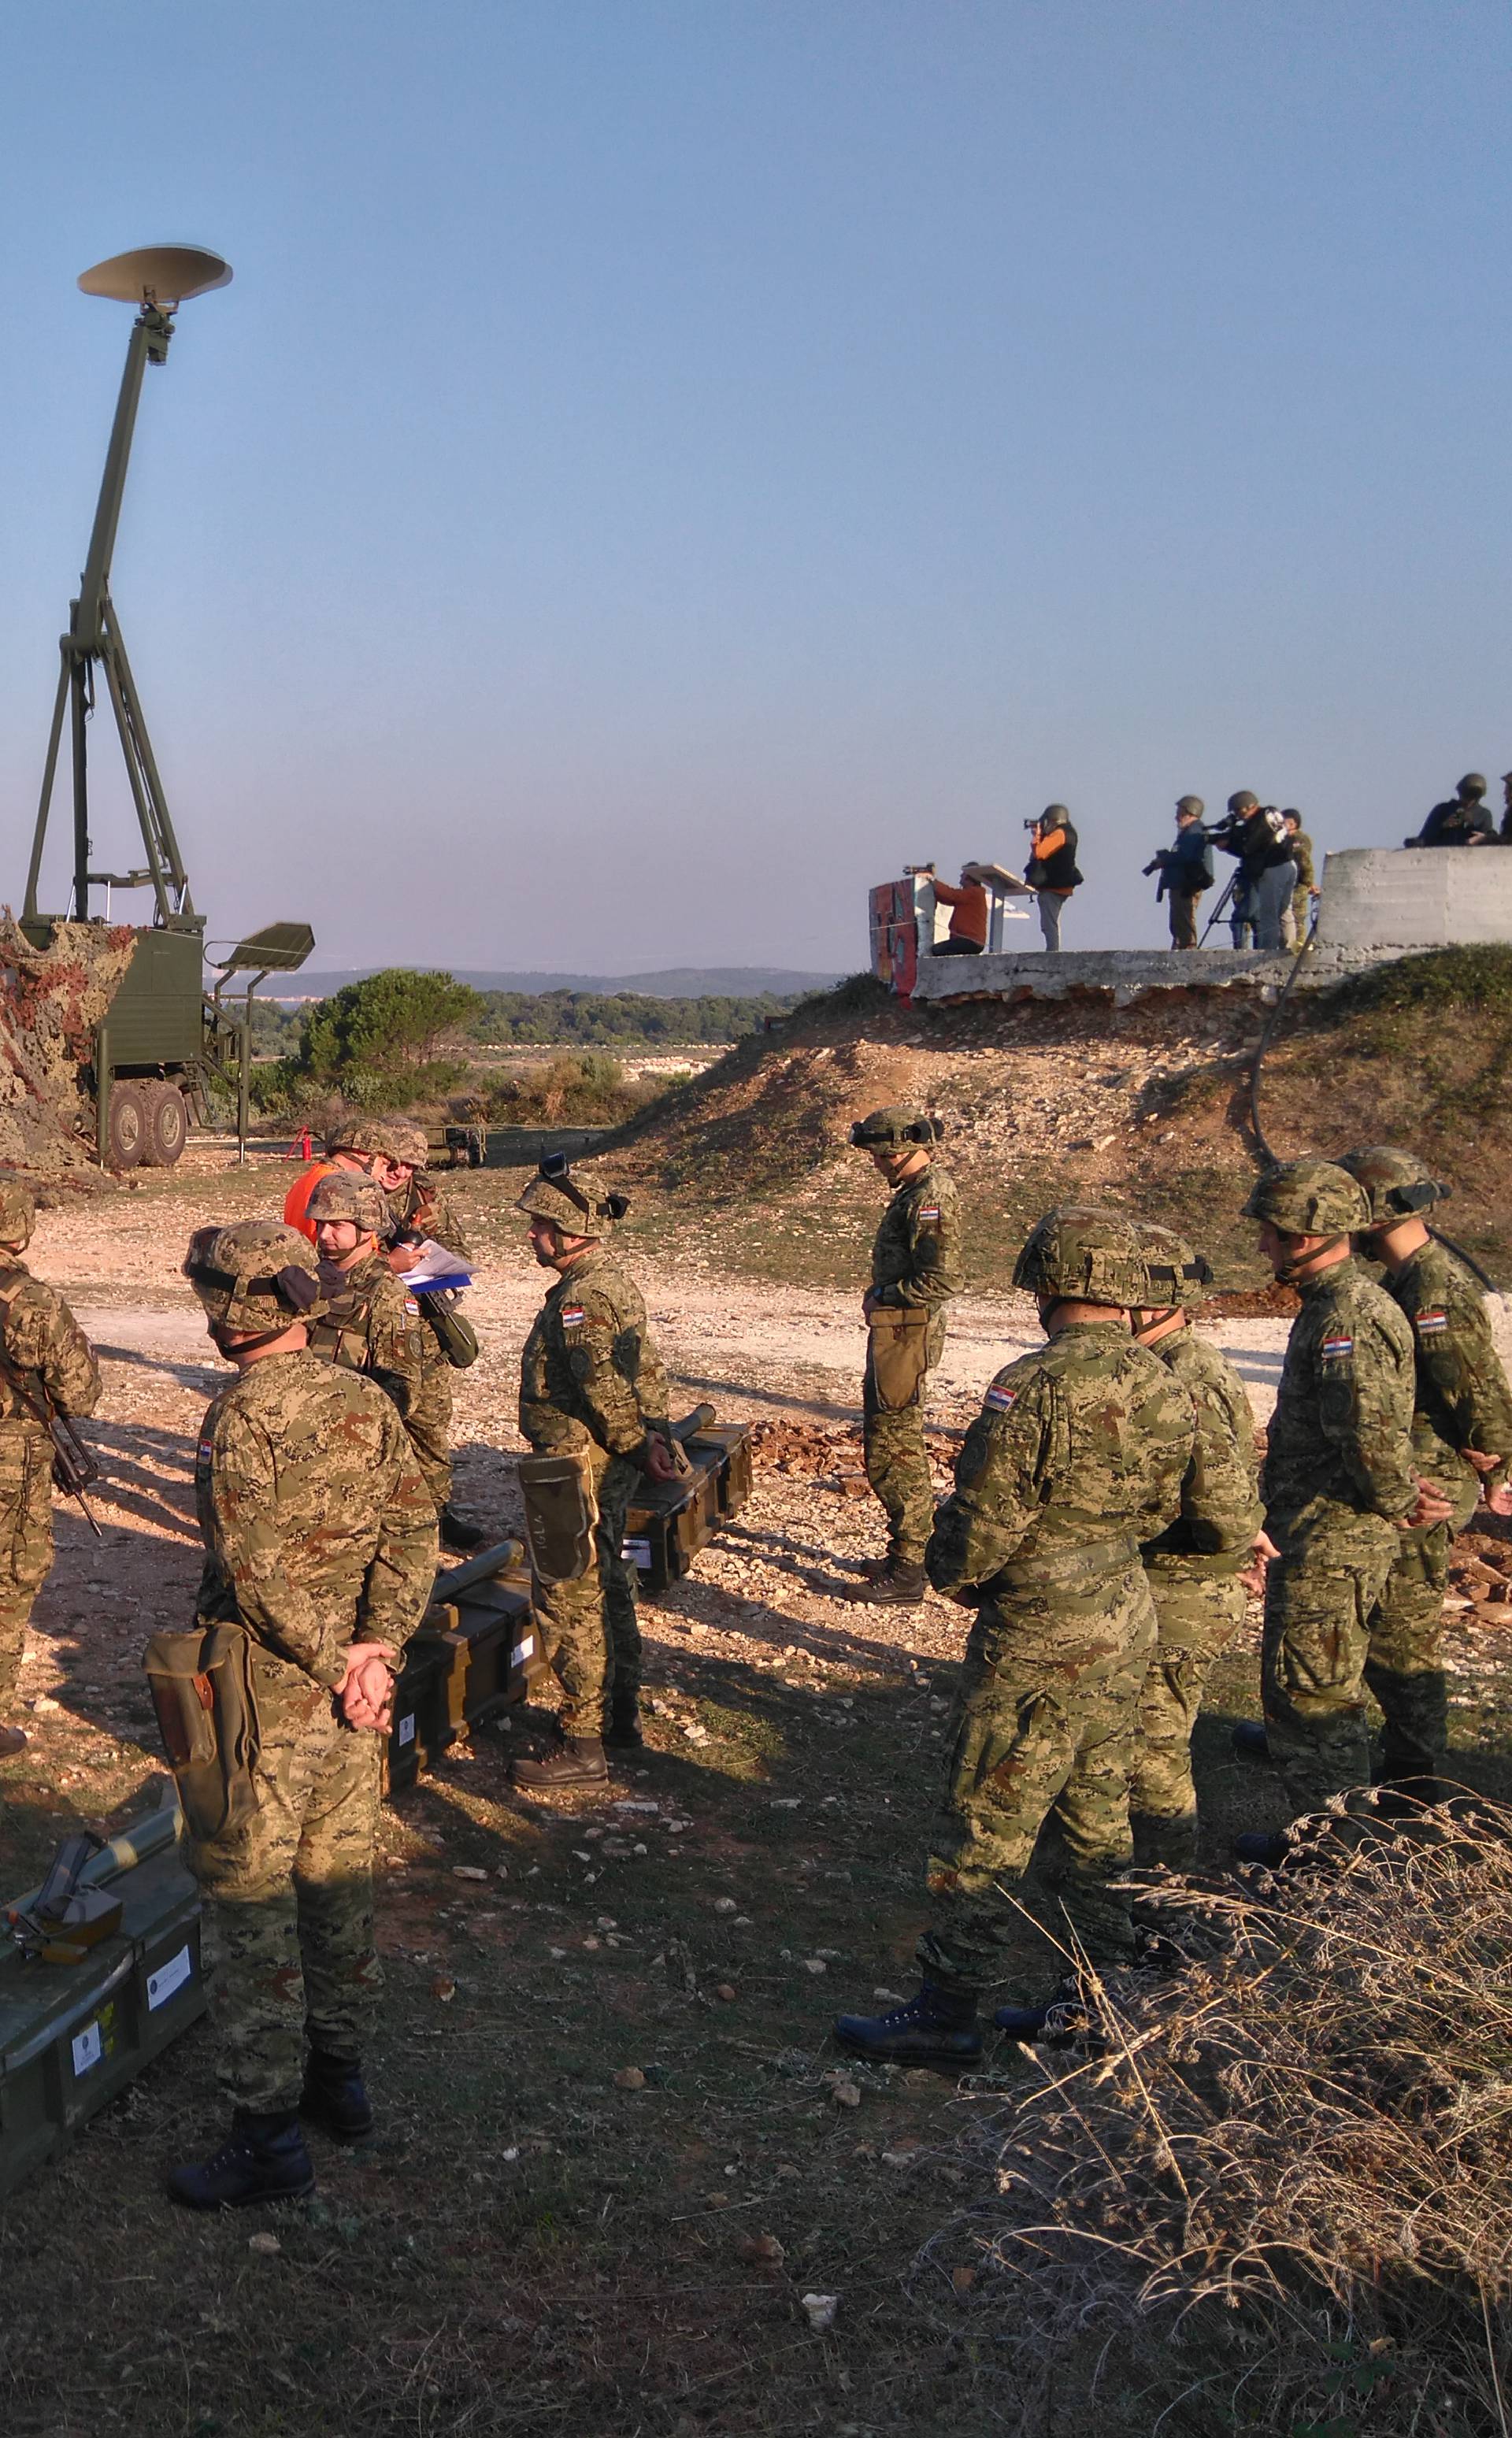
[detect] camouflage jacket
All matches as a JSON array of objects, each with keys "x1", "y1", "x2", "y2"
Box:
[
  {"x1": 195, "y1": 1350, "x2": 435, "y2": 1688},
  {"x1": 1262, "y1": 1258, "x2": 1418, "y2": 1535},
  {"x1": 926, "y1": 1321, "x2": 1195, "y2": 1606},
  {"x1": 520, "y1": 1247, "x2": 672, "y2": 1462},
  {"x1": 389, "y1": 1174, "x2": 471, "y2": 1262},
  {"x1": 1140, "y1": 1325, "x2": 1262, "y2": 1577},
  {"x1": 0, "y1": 1262, "x2": 101, "y2": 1431},
  {"x1": 1386, "y1": 1238, "x2": 1512, "y2": 1512},
  {"x1": 870, "y1": 1162, "x2": 962, "y2": 1313},
  {"x1": 306, "y1": 1250, "x2": 425, "y2": 1422}
]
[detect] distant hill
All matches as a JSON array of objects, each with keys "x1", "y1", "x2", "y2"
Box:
[{"x1": 269, "y1": 965, "x2": 844, "y2": 1002}]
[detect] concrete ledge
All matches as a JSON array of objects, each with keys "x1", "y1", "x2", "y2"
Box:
[
  {"x1": 910, "y1": 944, "x2": 1381, "y2": 1009},
  {"x1": 1317, "y1": 847, "x2": 1512, "y2": 950}
]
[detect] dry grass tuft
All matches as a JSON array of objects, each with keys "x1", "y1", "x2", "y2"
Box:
[{"x1": 920, "y1": 1799, "x2": 1512, "y2": 2434}]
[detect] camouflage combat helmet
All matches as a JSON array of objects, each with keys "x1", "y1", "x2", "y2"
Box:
[
  {"x1": 516, "y1": 1155, "x2": 629, "y2": 1234},
  {"x1": 1337, "y1": 1145, "x2": 1450, "y2": 1229},
  {"x1": 326, "y1": 1117, "x2": 403, "y2": 1162},
  {"x1": 0, "y1": 1178, "x2": 36, "y2": 1252},
  {"x1": 1013, "y1": 1205, "x2": 1150, "y2": 1307},
  {"x1": 1228, "y1": 790, "x2": 1259, "y2": 814},
  {"x1": 305, "y1": 1170, "x2": 391, "y2": 1236},
  {"x1": 1458, "y1": 773, "x2": 1488, "y2": 800},
  {"x1": 386, "y1": 1121, "x2": 430, "y2": 1171},
  {"x1": 1134, "y1": 1221, "x2": 1214, "y2": 1311},
  {"x1": 183, "y1": 1220, "x2": 328, "y2": 1336},
  {"x1": 1240, "y1": 1159, "x2": 1370, "y2": 1237},
  {"x1": 849, "y1": 1105, "x2": 944, "y2": 1151},
  {"x1": 1175, "y1": 795, "x2": 1204, "y2": 818}
]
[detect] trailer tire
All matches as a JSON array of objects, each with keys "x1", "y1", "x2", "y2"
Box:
[
  {"x1": 106, "y1": 1084, "x2": 146, "y2": 1171},
  {"x1": 146, "y1": 1082, "x2": 189, "y2": 1166}
]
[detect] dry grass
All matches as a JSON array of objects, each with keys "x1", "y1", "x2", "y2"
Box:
[{"x1": 921, "y1": 1798, "x2": 1512, "y2": 2434}]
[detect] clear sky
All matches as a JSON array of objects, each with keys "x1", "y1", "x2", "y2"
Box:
[{"x1": 2, "y1": 4, "x2": 1508, "y2": 974}]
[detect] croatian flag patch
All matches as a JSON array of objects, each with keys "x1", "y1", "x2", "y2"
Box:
[
  {"x1": 1416, "y1": 1310, "x2": 1449, "y2": 1333},
  {"x1": 561, "y1": 1306, "x2": 585, "y2": 1327},
  {"x1": 984, "y1": 1384, "x2": 1017, "y2": 1413},
  {"x1": 918, "y1": 1205, "x2": 940, "y2": 1223},
  {"x1": 1321, "y1": 1336, "x2": 1354, "y2": 1358}
]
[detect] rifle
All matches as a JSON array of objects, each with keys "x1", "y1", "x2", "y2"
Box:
[{"x1": 0, "y1": 1359, "x2": 102, "y2": 1539}]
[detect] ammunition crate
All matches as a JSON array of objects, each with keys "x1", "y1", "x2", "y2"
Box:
[
  {"x1": 384, "y1": 1638, "x2": 455, "y2": 1795},
  {"x1": 413, "y1": 1570, "x2": 545, "y2": 1736},
  {"x1": 622, "y1": 1448, "x2": 723, "y2": 1593},
  {"x1": 686, "y1": 1421, "x2": 753, "y2": 1519},
  {"x1": 0, "y1": 1841, "x2": 205, "y2": 2199}
]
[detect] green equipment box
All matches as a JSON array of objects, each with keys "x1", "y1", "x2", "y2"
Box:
[
  {"x1": 384, "y1": 1540, "x2": 546, "y2": 1793},
  {"x1": 686, "y1": 1421, "x2": 753, "y2": 1520},
  {"x1": 622, "y1": 1448, "x2": 724, "y2": 1593},
  {"x1": 0, "y1": 1806, "x2": 205, "y2": 2199}
]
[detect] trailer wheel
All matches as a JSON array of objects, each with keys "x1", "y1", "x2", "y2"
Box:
[
  {"x1": 146, "y1": 1082, "x2": 189, "y2": 1166},
  {"x1": 106, "y1": 1084, "x2": 146, "y2": 1170}
]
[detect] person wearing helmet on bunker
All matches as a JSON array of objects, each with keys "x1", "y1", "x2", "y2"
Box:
[
  {"x1": 167, "y1": 1221, "x2": 435, "y2": 2210},
  {"x1": 1230, "y1": 1162, "x2": 1451, "y2": 1869},
  {"x1": 833, "y1": 1207, "x2": 1196, "y2": 2068},
  {"x1": 0, "y1": 1177, "x2": 100, "y2": 1762}
]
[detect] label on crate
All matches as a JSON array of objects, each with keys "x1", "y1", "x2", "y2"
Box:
[
  {"x1": 398, "y1": 1713, "x2": 417, "y2": 1747},
  {"x1": 622, "y1": 1537, "x2": 652, "y2": 1569},
  {"x1": 70, "y1": 2020, "x2": 104, "y2": 2078},
  {"x1": 510, "y1": 1635, "x2": 536, "y2": 1669},
  {"x1": 147, "y1": 1945, "x2": 194, "y2": 2011}
]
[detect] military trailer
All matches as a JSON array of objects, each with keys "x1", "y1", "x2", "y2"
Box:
[{"x1": 20, "y1": 246, "x2": 311, "y2": 1168}]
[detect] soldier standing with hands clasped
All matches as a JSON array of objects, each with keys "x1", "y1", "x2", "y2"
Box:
[
  {"x1": 833, "y1": 1209, "x2": 1195, "y2": 2067},
  {"x1": 0, "y1": 1179, "x2": 100, "y2": 1762},
  {"x1": 847, "y1": 1106, "x2": 960, "y2": 1606},
  {"x1": 513, "y1": 1160, "x2": 678, "y2": 1788},
  {"x1": 165, "y1": 1221, "x2": 435, "y2": 2206}
]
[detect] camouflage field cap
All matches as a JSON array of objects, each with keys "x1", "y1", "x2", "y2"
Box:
[
  {"x1": 516, "y1": 1154, "x2": 629, "y2": 1233},
  {"x1": 1241, "y1": 1159, "x2": 1369, "y2": 1236},
  {"x1": 1013, "y1": 1205, "x2": 1150, "y2": 1307},
  {"x1": 0, "y1": 1178, "x2": 36, "y2": 1251},
  {"x1": 1135, "y1": 1221, "x2": 1214, "y2": 1311},
  {"x1": 1175, "y1": 795, "x2": 1204, "y2": 818},
  {"x1": 849, "y1": 1105, "x2": 944, "y2": 1151},
  {"x1": 183, "y1": 1220, "x2": 328, "y2": 1335},
  {"x1": 305, "y1": 1170, "x2": 391, "y2": 1236},
  {"x1": 1227, "y1": 790, "x2": 1259, "y2": 814},
  {"x1": 386, "y1": 1121, "x2": 431, "y2": 1170},
  {"x1": 326, "y1": 1117, "x2": 404, "y2": 1162},
  {"x1": 1337, "y1": 1145, "x2": 1450, "y2": 1228}
]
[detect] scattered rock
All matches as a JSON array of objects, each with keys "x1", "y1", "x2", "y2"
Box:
[
  {"x1": 714, "y1": 1983, "x2": 737, "y2": 2003},
  {"x1": 737, "y1": 2231, "x2": 785, "y2": 2264},
  {"x1": 801, "y1": 2292, "x2": 839, "y2": 2333},
  {"x1": 613, "y1": 2067, "x2": 647, "y2": 2091},
  {"x1": 801, "y1": 1957, "x2": 827, "y2": 1976},
  {"x1": 713, "y1": 1895, "x2": 737, "y2": 1914},
  {"x1": 246, "y1": 2232, "x2": 281, "y2": 2257},
  {"x1": 451, "y1": 1866, "x2": 488, "y2": 1882},
  {"x1": 429, "y1": 1976, "x2": 457, "y2": 2003},
  {"x1": 828, "y1": 2078, "x2": 862, "y2": 2110},
  {"x1": 952, "y1": 2264, "x2": 976, "y2": 2295}
]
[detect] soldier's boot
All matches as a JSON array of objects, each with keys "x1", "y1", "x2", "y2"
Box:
[
  {"x1": 299, "y1": 2051, "x2": 374, "y2": 2143},
  {"x1": 512, "y1": 1736, "x2": 609, "y2": 1790},
  {"x1": 604, "y1": 1695, "x2": 644, "y2": 1750},
  {"x1": 439, "y1": 1508, "x2": 488, "y2": 1554},
  {"x1": 1230, "y1": 1828, "x2": 1290, "y2": 1868},
  {"x1": 995, "y1": 1977, "x2": 1084, "y2": 2045},
  {"x1": 1232, "y1": 1720, "x2": 1270, "y2": 1761},
  {"x1": 832, "y1": 1980, "x2": 982, "y2": 2069},
  {"x1": 0, "y1": 1725, "x2": 27, "y2": 1762},
  {"x1": 165, "y1": 2110, "x2": 317, "y2": 2210},
  {"x1": 849, "y1": 1561, "x2": 926, "y2": 1606}
]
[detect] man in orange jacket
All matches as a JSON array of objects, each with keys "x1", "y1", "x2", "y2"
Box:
[{"x1": 284, "y1": 1121, "x2": 403, "y2": 1239}]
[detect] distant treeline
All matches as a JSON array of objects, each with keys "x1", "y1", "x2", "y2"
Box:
[{"x1": 465, "y1": 988, "x2": 795, "y2": 1045}]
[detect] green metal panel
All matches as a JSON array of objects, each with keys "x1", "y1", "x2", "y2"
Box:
[{"x1": 101, "y1": 925, "x2": 206, "y2": 1069}]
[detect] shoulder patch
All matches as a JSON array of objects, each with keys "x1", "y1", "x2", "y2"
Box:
[
  {"x1": 984, "y1": 1384, "x2": 1017, "y2": 1413},
  {"x1": 917, "y1": 1204, "x2": 940, "y2": 1224},
  {"x1": 1415, "y1": 1310, "x2": 1449, "y2": 1333},
  {"x1": 404, "y1": 1295, "x2": 421, "y2": 1316},
  {"x1": 561, "y1": 1305, "x2": 585, "y2": 1327},
  {"x1": 1321, "y1": 1335, "x2": 1354, "y2": 1359}
]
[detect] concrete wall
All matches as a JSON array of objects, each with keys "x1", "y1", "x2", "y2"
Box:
[
  {"x1": 1316, "y1": 847, "x2": 1512, "y2": 950},
  {"x1": 910, "y1": 944, "x2": 1377, "y2": 1008}
]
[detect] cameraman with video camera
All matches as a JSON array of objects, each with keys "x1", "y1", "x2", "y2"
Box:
[
  {"x1": 1210, "y1": 791, "x2": 1297, "y2": 952},
  {"x1": 1143, "y1": 795, "x2": 1213, "y2": 950}
]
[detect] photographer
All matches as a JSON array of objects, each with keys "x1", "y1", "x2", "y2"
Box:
[
  {"x1": 1210, "y1": 791, "x2": 1296, "y2": 952},
  {"x1": 1025, "y1": 805, "x2": 1082, "y2": 952},
  {"x1": 1143, "y1": 795, "x2": 1212, "y2": 950},
  {"x1": 1407, "y1": 773, "x2": 1495, "y2": 848}
]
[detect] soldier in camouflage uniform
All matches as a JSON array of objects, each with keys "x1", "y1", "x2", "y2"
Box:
[
  {"x1": 304, "y1": 1172, "x2": 428, "y2": 1462},
  {"x1": 379, "y1": 1121, "x2": 483, "y2": 1554},
  {"x1": 1335, "y1": 1150, "x2": 1512, "y2": 1791},
  {"x1": 848, "y1": 1106, "x2": 961, "y2": 1604},
  {"x1": 1232, "y1": 1162, "x2": 1447, "y2": 1866},
  {"x1": 834, "y1": 1209, "x2": 1195, "y2": 2067},
  {"x1": 513, "y1": 1162, "x2": 678, "y2": 1788},
  {"x1": 1127, "y1": 1225, "x2": 1263, "y2": 1865},
  {"x1": 169, "y1": 1221, "x2": 435, "y2": 2208},
  {"x1": 0, "y1": 1180, "x2": 100, "y2": 1761}
]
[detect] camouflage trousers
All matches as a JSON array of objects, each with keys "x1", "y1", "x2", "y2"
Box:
[
  {"x1": 1128, "y1": 1568, "x2": 1248, "y2": 1867},
  {"x1": 916, "y1": 1566, "x2": 1155, "y2": 1990},
  {"x1": 187, "y1": 1659, "x2": 383, "y2": 2112},
  {"x1": 1262, "y1": 1517, "x2": 1401, "y2": 1816},
  {"x1": 532, "y1": 1451, "x2": 640, "y2": 1737},
  {"x1": 406, "y1": 1330, "x2": 454, "y2": 1516},
  {"x1": 1363, "y1": 1523, "x2": 1450, "y2": 1786},
  {"x1": 0, "y1": 1423, "x2": 54, "y2": 1716},
  {"x1": 863, "y1": 1358, "x2": 936, "y2": 1565}
]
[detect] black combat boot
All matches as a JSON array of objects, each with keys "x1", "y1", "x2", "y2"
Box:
[
  {"x1": 0, "y1": 1724, "x2": 27, "y2": 1762},
  {"x1": 1232, "y1": 1719, "x2": 1270, "y2": 1761},
  {"x1": 849, "y1": 1560, "x2": 927, "y2": 1606},
  {"x1": 832, "y1": 1980, "x2": 982, "y2": 2069},
  {"x1": 299, "y1": 2051, "x2": 374, "y2": 2142},
  {"x1": 995, "y1": 1976, "x2": 1106, "y2": 2046},
  {"x1": 165, "y1": 2110, "x2": 317, "y2": 2210},
  {"x1": 512, "y1": 1736, "x2": 609, "y2": 1790},
  {"x1": 1231, "y1": 1828, "x2": 1291, "y2": 1868},
  {"x1": 604, "y1": 1695, "x2": 644, "y2": 1750},
  {"x1": 439, "y1": 1508, "x2": 488, "y2": 1554}
]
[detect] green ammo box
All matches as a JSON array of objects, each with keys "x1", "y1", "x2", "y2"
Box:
[
  {"x1": 384, "y1": 1639, "x2": 454, "y2": 1795},
  {"x1": 385, "y1": 1540, "x2": 547, "y2": 1791},
  {"x1": 622, "y1": 1447, "x2": 723, "y2": 1593},
  {"x1": 0, "y1": 1812, "x2": 206, "y2": 2199},
  {"x1": 686, "y1": 1421, "x2": 754, "y2": 1519}
]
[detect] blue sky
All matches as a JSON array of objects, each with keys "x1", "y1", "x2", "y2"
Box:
[{"x1": 2, "y1": 3, "x2": 1508, "y2": 973}]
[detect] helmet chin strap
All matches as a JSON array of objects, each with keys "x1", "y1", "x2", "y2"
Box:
[
  {"x1": 209, "y1": 1316, "x2": 299, "y2": 1358},
  {"x1": 1273, "y1": 1231, "x2": 1350, "y2": 1282},
  {"x1": 1132, "y1": 1310, "x2": 1181, "y2": 1342}
]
